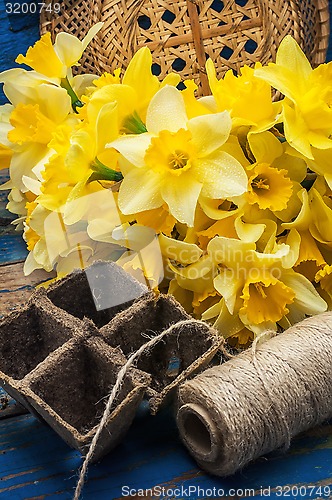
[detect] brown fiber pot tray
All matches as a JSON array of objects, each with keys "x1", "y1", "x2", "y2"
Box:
[{"x1": 0, "y1": 261, "x2": 222, "y2": 456}]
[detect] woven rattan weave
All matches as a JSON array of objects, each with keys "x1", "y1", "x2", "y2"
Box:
[{"x1": 40, "y1": 0, "x2": 330, "y2": 95}]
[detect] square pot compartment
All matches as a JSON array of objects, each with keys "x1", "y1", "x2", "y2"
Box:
[
  {"x1": 100, "y1": 293, "x2": 223, "y2": 413},
  {"x1": 45, "y1": 261, "x2": 149, "y2": 328},
  {"x1": 0, "y1": 301, "x2": 76, "y2": 382},
  {"x1": 0, "y1": 300, "x2": 86, "y2": 413},
  {"x1": 22, "y1": 336, "x2": 150, "y2": 461}
]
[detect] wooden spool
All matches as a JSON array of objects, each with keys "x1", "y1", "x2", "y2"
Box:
[{"x1": 40, "y1": 0, "x2": 330, "y2": 95}]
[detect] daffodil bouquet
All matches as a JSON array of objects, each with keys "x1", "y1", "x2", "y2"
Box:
[{"x1": 1, "y1": 24, "x2": 331, "y2": 347}]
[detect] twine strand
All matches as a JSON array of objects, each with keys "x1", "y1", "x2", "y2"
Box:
[
  {"x1": 73, "y1": 319, "x2": 208, "y2": 500},
  {"x1": 251, "y1": 330, "x2": 291, "y2": 450}
]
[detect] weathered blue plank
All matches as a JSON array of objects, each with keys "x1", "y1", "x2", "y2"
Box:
[
  {"x1": 5, "y1": 0, "x2": 39, "y2": 32},
  {"x1": 0, "y1": 406, "x2": 331, "y2": 499},
  {"x1": 0, "y1": 234, "x2": 27, "y2": 264},
  {"x1": 0, "y1": 0, "x2": 39, "y2": 104}
]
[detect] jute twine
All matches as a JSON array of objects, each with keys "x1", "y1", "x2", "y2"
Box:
[
  {"x1": 73, "y1": 319, "x2": 209, "y2": 500},
  {"x1": 176, "y1": 312, "x2": 332, "y2": 476}
]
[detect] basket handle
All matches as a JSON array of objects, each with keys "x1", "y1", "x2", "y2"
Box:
[{"x1": 185, "y1": 0, "x2": 210, "y2": 95}]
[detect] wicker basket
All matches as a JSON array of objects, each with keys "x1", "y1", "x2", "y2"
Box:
[{"x1": 40, "y1": 0, "x2": 330, "y2": 95}]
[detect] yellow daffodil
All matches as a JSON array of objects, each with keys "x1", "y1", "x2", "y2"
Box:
[
  {"x1": 4, "y1": 85, "x2": 72, "y2": 194},
  {"x1": 172, "y1": 236, "x2": 326, "y2": 334},
  {"x1": 293, "y1": 230, "x2": 325, "y2": 281},
  {"x1": 206, "y1": 60, "x2": 281, "y2": 132},
  {"x1": 16, "y1": 24, "x2": 103, "y2": 79},
  {"x1": 255, "y1": 36, "x2": 332, "y2": 159},
  {"x1": 109, "y1": 85, "x2": 248, "y2": 227},
  {"x1": 279, "y1": 188, "x2": 327, "y2": 281},
  {"x1": 245, "y1": 131, "x2": 306, "y2": 218},
  {"x1": 3, "y1": 27, "x2": 332, "y2": 340},
  {"x1": 134, "y1": 205, "x2": 176, "y2": 236},
  {"x1": 247, "y1": 163, "x2": 293, "y2": 211},
  {"x1": 181, "y1": 80, "x2": 214, "y2": 119},
  {"x1": 0, "y1": 25, "x2": 102, "y2": 118},
  {"x1": 38, "y1": 101, "x2": 121, "y2": 221},
  {"x1": 79, "y1": 47, "x2": 180, "y2": 129},
  {"x1": 0, "y1": 105, "x2": 14, "y2": 169},
  {"x1": 316, "y1": 264, "x2": 332, "y2": 305},
  {"x1": 308, "y1": 187, "x2": 332, "y2": 248}
]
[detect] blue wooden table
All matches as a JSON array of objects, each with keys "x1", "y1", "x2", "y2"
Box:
[{"x1": 1, "y1": 1, "x2": 332, "y2": 498}]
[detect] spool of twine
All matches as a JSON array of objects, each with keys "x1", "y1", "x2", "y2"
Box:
[{"x1": 176, "y1": 312, "x2": 332, "y2": 476}]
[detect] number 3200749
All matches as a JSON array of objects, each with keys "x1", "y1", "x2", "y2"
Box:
[{"x1": 6, "y1": 2, "x2": 61, "y2": 14}]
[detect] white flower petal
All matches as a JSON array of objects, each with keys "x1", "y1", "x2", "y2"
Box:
[
  {"x1": 161, "y1": 172, "x2": 202, "y2": 226},
  {"x1": 118, "y1": 168, "x2": 163, "y2": 214},
  {"x1": 54, "y1": 33, "x2": 83, "y2": 67},
  {"x1": 194, "y1": 150, "x2": 248, "y2": 199},
  {"x1": 188, "y1": 111, "x2": 232, "y2": 157},
  {"x1": 37, "y1": 84, "x2": 71, "y2": 123},
  {"x1": 82, "y1": 23, "x2": 104, "y2": 51},
  {"x1": 146, "y1": 86, "x2": 187, "y2": 134},
  {"x1": 108, "y1": 133, "x2": 153, "y2": 167},
  {"x1": 281, "y1": 270, "x2": 327, "y2": 315},
  {"x1": 22, "y1": 175, "x2": 41, "y2": 195}
]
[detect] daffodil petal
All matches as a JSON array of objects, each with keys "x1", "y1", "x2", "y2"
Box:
[
  {"x1": 208, "y1": 236, "x2": 255, "y2": 269},
  {"x1": 82, "y1": 22, "x2": 104, "y2": 50},
  {"x1": 212, "y1": 299, "x2": 244, "y2": 338},
  {"x1": 194, "y1": 150, "x2": 247, "y2": 199},
  {"x1": 88, "y1": 218, "x2": 119, "y2": 243},
  {"x1": 87, "y1": 84, "x2": 136, "y2": 126},
  {"x1": 205, "y1": 58, "x2": 218, "y2": 96},
  {"x1": 254, "y1": 65, "x2": 298, "y2": 102},
  {"x1": 22, "y1": 175, "x2": 41, "y2": 195},
  {"x1": 71, "y1": 74, "x2": 97, "y2": 97},
  {"x1": 54, "y1": 33, "x2": 83, "y2": 68},
  {"x1": 198, "y1": 95, "x2": 218, "y2": 113},
  {"x1": 168, "y1": 254, "x2": 213, "y2": 279},
  {"x1": 118, "y1": 168, "x2": 163, "y2": 214},
  {"x1": 123, "y1": 47, "x2": 159, "y2": 111},
  {"x1": 281, "y1": 270, "x2": 327, "y2": 315},
  {"x1": 108, "y1": 133, "x2": 153, "y2": 167},
  {"x1": 235, "y1": 217, "x2": 265, "y2": 243},
  {"x1": 36, "y1": 84, "x2": 71, "y2": 123},
  {"x1": 282, "y1": 188, "x2": 311, "y2": 231},
  {"x1": 307, "y1": 131, "x2": 332, "y2": 150},
  {"x1": 283, "y1": 103, "x2": 313, "y2": 159},
  {"x1": 187, "y1": 111, "x2": 231, "y2": 157},
  {"x1": 146, "y1": 86, "x2": 187, "y2": 134},
  {"x1": 214, "y1": 271, "x2": 242, "y2": 314},
  {"x1": 309, "y1": 188, "x2": 332, "y2": 244},
  {"x1": 159, "y1": 233, "x2": 203, "y2": 264},
  {"x1": 199, "y1": 196, "x2": 241, "y2": 220},
  {"x1": 16, "y1": 32, "x2": 64, "y2": 78},
  {"x1": 276, "y1": 35, "x2": 312, "y2": 86},
  {"x1": 325, "y1": 174, "x2": 332, "y2": 190},
  {"x1": 112, "y1": 224, "x2": 157, "y2": 252},
  {"x1": 307, "y1": 147, "x2": 332, "y2": 180},
  {"x1": 161, "y1": 171, "x2": 202, "y2": 226},
  {"x1": 248, "y1": 131, "x2": 283, "y2": 164},
  {"x1": 24, "y1": 251, "x2": 43, "y2": 275},
  {"x1": 10, "y1": 144, "x2": 47, "y2": 192},
  {"x1": 201, "y1": 299, "x2": 222, "y2": 321},
  {"x1": 96, "y1": 102, "x2": 118, "y2": 151}
]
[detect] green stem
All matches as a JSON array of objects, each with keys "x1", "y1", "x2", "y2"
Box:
[
  {"x1": 122, "y1": 111, "x2": 147, "y2": 134},
  {"x1": 61, "y1": 77, "x2": 84, "y2": 113},
  {"x1": 90, "y1": 157, "x2": 123, "y2": 183}
]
